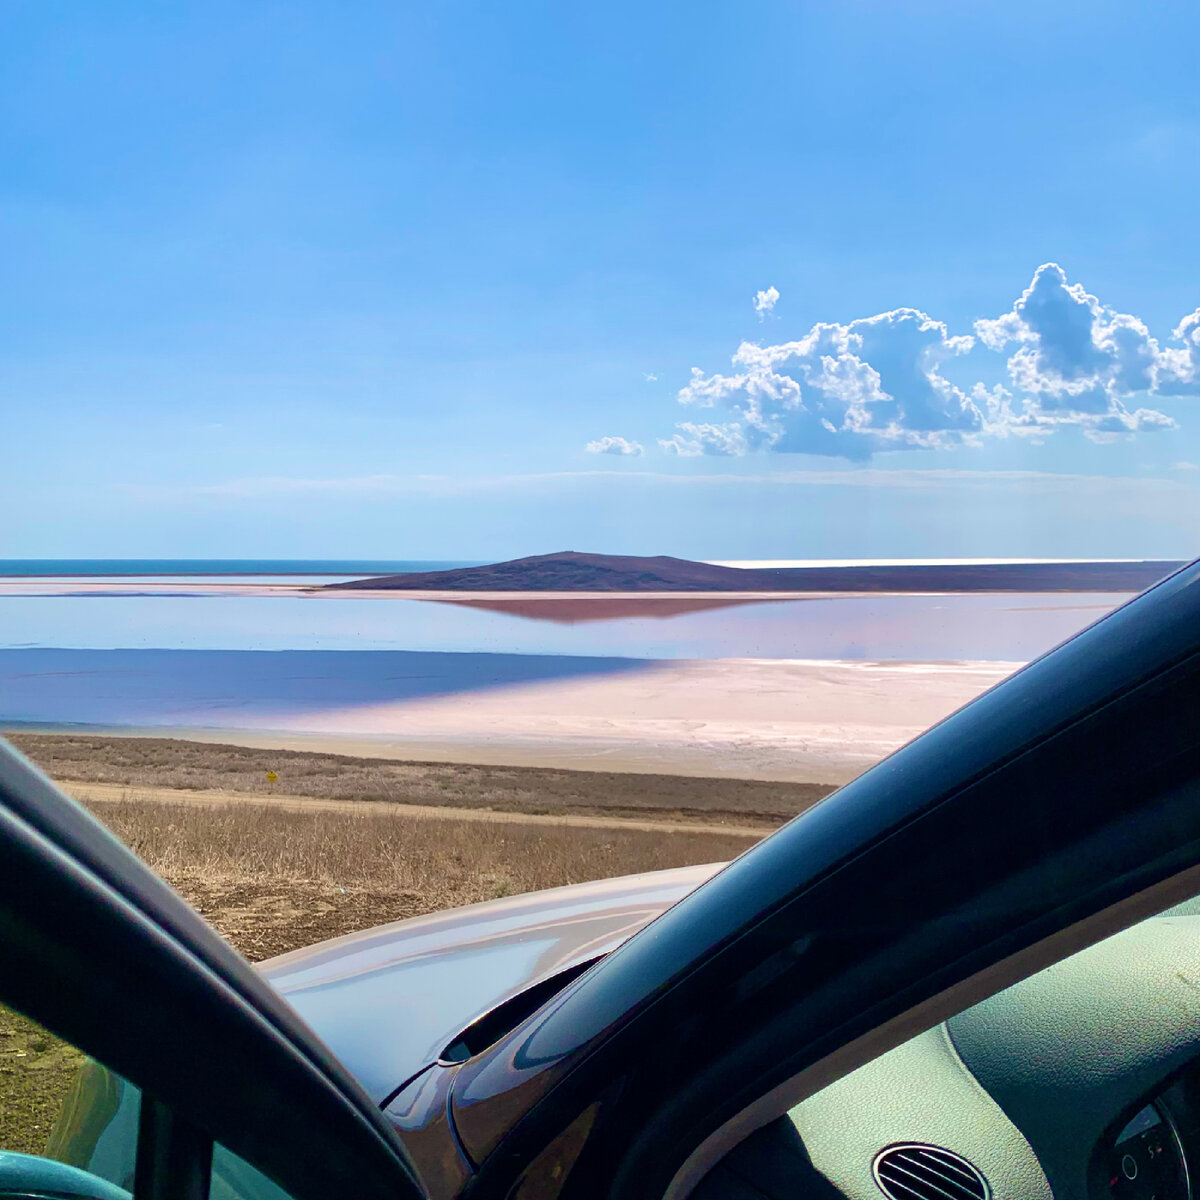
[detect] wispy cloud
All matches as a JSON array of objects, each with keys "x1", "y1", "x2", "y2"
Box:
[
  {"x1": 119, "y1": 474, "x2": 467, "y2": 500},
  {"x1": 119, "y1": 466, "x2": 1195, "y2": 503},
  {"x1": 659, "y1": 422, "x2": 746, "y2": 457},
  {"x1": 615, "y1": 468, "x2": 1192, "y2": 495},
  {"x1": 585, "y1": 436, "x2": 643, "y2": 456}
]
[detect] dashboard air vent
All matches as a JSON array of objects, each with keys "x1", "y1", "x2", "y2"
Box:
[{"x1": 873, "y1": 1145, "x2": 990, "y2": 1200}]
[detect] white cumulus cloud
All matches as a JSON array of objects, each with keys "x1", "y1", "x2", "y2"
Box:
[
  {"x1": 586, "y1": 435, "x2": 644, "y2": 456},
  {"x1": 648, "y1": 264, "x2": 1195, "y2": 460},
  {"x1": 1159, "y1": 309, "x2": 1200, "y2": 396},
  {"x1": 659, "y1": 422, "x2": 748, "y2": 457},
  {"x1": 667, "y1": 307, "x2": 981, "y2": 461},
  {"x1": 973, "y1": 262, "x2": 1179, "y2": 441},
  {"x1": 753, "y1": 286, "x2": 780, "y2": 320}
]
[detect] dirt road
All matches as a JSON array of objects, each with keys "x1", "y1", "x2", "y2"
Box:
[{"x1": 61, "y1": 779, "x2": 773, "y2": 839}]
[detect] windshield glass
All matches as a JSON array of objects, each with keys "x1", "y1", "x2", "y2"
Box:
[{"x1": 1, "y1": 4, "x2": 1196, "y2": 979}]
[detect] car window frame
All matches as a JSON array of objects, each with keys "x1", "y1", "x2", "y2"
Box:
[{"x1": 448, "y1": 561, "x2": 1200, "y2": 1199}]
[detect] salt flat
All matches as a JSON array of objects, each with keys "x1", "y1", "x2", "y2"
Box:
[
  {"x1": 0, "y1": 649, "x2": 1017, "y2": 783},
  {"x1": 243, "y1": 656, "x2": 1018, "y2": 783}
]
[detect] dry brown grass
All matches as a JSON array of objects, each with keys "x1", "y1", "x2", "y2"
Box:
[
  {"x1": 8, "y1": 730, "x2": 775, "y2": 963},
  {"x1": 8, "y1": 733, "x2": 831, "y2": 824},
  {"x1": 86, "y1": 796, "x2": 755, "y2": 961}
]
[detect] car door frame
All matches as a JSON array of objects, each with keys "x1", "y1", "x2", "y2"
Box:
[{"x1": 0, "y1": 743, "x2": 426, "y2": 1200}]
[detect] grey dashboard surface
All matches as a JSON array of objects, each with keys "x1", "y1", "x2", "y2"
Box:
[
  {"x1": 791, "y1": 1026, "x2": 1051, "y2": 1200},
  {"x1": 949, "y1": 915, "x2": 1200, "y2": 1198},
  {"x1": 789, "y1": 912, "x2": 1200, "y2": 1200}
]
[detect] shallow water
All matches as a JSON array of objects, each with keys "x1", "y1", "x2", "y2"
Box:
[{"x1": 0, "y1": 583, "x2": 1129, "y2": 662}]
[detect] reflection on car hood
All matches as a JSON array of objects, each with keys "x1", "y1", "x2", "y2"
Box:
[{"x1": 258, "y1": 862, "x2": 723, "y2": 1104}]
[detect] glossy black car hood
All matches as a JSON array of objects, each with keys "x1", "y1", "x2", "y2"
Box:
[{"x1": 258, "y1": 862, "x2": 722, "y2": 1104}]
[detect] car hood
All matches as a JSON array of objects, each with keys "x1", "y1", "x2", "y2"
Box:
[{"x1": 258, "y1": 862, "x2": 723, "y2": 1104}]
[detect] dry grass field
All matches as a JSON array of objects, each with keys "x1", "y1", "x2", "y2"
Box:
[
  {"x1": 7, "y1": 733, "x2": 833, "y2": 825},
  {"x1": 90, "y1": 795, "x2": 757, "y2": 958},
  {"x1": 1, "y1": 741, "x2": 767, "y2": 1159}
]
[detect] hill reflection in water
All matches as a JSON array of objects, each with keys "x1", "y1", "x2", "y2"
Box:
[{"x1": 430, "y1": 595, "x2": 794, "y2": 624}]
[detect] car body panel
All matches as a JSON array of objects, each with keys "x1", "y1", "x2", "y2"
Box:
[{"x1": 258, "y1": 862, "x2": 724, "y2": 1104}]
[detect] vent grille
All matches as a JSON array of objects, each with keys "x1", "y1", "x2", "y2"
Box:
[{"x1": 873, "y1": 1145, "x2": 990, "y2": 1200}]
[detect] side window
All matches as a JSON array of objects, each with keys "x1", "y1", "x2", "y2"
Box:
[
  {"x1": 1, "y1": 1002, "x2": 138, "y2": 1196},
  {"x1": 209, "y1": 1149, "x2": 294, "y2": 1200},
  {"x1": 2, "y1": 1002, "x2": 293, "y2": 1200}
]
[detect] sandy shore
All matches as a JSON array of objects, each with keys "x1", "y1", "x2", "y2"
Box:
[{"x1": 2, "y1": 651, "x2": 1018, "y2": 784}]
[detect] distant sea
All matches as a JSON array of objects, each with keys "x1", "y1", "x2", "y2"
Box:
[{"x1": 0, "y1": 560, "x2": 479, "y2": 577}]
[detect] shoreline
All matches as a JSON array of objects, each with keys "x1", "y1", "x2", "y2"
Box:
[
  {"x1": 5, "y1": 722, "x2": 850, "y2": 784},
  {"x1": 11, "y1": 731, "x2": 833, "y2": 825}
]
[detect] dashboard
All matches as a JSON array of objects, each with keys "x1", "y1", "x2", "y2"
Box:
[{"x1": 697, "y1": 907, "x2": 1200, "y2": 1200}]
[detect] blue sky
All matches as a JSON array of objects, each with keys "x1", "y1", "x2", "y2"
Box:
[{"x1": 3, "y1": 0, "x2": 1199, "y2": 560}]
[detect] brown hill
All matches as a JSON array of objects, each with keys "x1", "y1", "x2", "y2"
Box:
[
  {"x1": 327, "y1": 553, "x2": 767, "y2": 592},
  {"x1": 325, "y1": 551, "x2": 1187, "y2": 594}
]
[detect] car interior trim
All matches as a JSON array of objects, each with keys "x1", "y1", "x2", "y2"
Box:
[
  {"x1": 0, "y1": 741, "x2": 382, "y2": 1102},
  {"x1": 0, "y1": 783, "x2": 423, "y2": 1200},
  {"x1": 663, "y1": 860, "x2": 1200, "y2": 1200}
]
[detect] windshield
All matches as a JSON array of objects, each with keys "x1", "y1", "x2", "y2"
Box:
[{"x1": 0, "y1": 0, "x2": 1197, "y2": 1117}]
